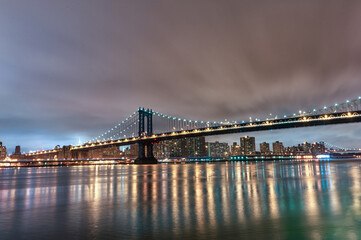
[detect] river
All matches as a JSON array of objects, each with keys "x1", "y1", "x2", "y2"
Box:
[{"x1": 1, "y1": 160, "x2": 360, "y2": 239}]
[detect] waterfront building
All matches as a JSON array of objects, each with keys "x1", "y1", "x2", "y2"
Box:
[
  {"x1": 302, "y1": 142, "x2": 312, "y2": 154},
  {"x1": 311, "y1": 141, "x2": 326, "y2": 155},
  {"x1": 184, "y1": 137, "x2": 206, "y2": 157},
  {"x1": 124, "y1": 144, "x2": 139, "y2": 158},
  {"x1": 240, "y1": 136, "x2": 255, "y2": 155},
  {"x1": 284, "y1": 146, "x2": 301, "y2": 155},
  {"x1": 231, "y1": 142, "x2": 241, "y2": 156},
  {"x1": 153, "y1": 137, "x2": 206, "y2": 158},
  {"x1": 206, "y1": 141, "x2": 229, "y2": 157},
  {"x1": 0, "y1": 142, "x2": 6, "y2": 160},
  {"x1": 15, "y1": 145, "x2": 21, "y2": 155},
  {"x1": 260, "y1": 142, "x2": 270, "y2": 155},
  {"x1": 153, "y1": 141, "x2": 169, "y2": 158},
  {"x1": 88, "y1": 146, "x2": 122, "y2": 159},
  {"x1": 272, "y1": 141, "x2": 284, "y2": 155}
]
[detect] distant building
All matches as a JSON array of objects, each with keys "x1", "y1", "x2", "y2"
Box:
[
  {"x1": 284, "y1": 146, "x2": 301, "y2": 155},
  {"x1": 311, "y1": 141, "x2": 326, "y2": 155},
  {"x1": 0, "y1": 142, "x2": 6, "y2": 160},
  {"x1": 231, "y1": 142, "x2": 241, "y2": 156},
  {"x1": 127, "y1": 144, "x2": 139, "y2": 158},
  {"x1": 153, "y1": 137, "x2": 206, "y2": 158},
  {"x1": 272, "y1": 141, "x2": 284, "y2": 155},
  {"x1": 240, "y1": 136, "x2": 255, "y2": 155},
  {"x1": 206, "y1": 141, "x2": 229, "y2": 157},
  {"x1": 183, "y1": 137, "x2": 206, "y2": 157},
  {"x1": 302, "y1": 142, "x2": 312, "y2": 154},
  {"x1": 14, "y1": 145, "x2": 21, "y2": 155},
  {"x1": 260, "y1": 142, "x2": 270, "y2": 155},
  {"x1": 89, "y1": 145, "x2": 122, "y2": 159}
]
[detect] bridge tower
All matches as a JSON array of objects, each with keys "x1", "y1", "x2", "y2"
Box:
[{"x1": 134, "y1": 108, "x2": 158, "y2": 164}]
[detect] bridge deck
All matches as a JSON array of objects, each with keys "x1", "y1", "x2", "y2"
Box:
[{"x1": 25, "y1": 110, "x2": 361, "y2": 157}]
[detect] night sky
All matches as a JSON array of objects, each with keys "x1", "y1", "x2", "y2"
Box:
[{"x1": 1, "y1": 1, "x2": 361, "y2": 153}]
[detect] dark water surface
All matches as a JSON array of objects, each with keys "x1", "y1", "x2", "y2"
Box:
[{"x1": 1, "y1": 160, "x2": 361, "y2": 240}]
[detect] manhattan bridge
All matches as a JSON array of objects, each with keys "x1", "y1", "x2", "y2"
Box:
[{"x1": 26, "y1": 96, "x2": 361, "y2": 163}]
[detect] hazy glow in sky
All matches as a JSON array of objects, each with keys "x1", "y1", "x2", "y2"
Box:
[{"x1": 1, "y1": 1, "x2": 361, "y2": 152}]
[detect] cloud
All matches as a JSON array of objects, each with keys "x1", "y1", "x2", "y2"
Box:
[{"x1": 1, "y1": 0, "x2": 361, "y2": 151}]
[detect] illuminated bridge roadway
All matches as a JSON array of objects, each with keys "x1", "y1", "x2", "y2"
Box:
[{"x1": 24, "y1": 97, "x2": 361, "y2": 164}]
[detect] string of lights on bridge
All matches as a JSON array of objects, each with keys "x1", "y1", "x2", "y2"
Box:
[
  {"x1": 87, "y1": 96, "x2": 361, "y2": 144},
  {"x1": 23, "y1": 95, "x2": 361, "y2": 156}
]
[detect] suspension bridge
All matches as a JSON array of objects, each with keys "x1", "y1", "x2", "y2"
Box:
[{"x1": 24, "y1": 96, "x2": 361, "y2": 163}]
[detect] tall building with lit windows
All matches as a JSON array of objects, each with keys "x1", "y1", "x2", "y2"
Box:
[
  {"x1": 240, "y1": 136, "x2": 255, "y2": 155},
  {"x1": 231, "y1": 142, "x2": 241, "y2": 156},
  {"x1": 206, "y1": 141, "x2": 229, "y2": 157},
  {"x1": 311, "y1": 141, "x2": 326, "y2": 154},
  {"x1": 260, "y1": 142, "x2": 270, "y2": 155},
  {"x1": 272, "y1": 141, "x2": 284, "y2": 155},
  {"x1": 0, "y1": 142, "x2": 6, "y2": 160},
  {"x1": 153, "y1": 137, "x2": 206, "y2": 158}
]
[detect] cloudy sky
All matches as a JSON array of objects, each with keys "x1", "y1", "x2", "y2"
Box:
[{"x1": 1, "y1": 0, "x2": 361, "y2": 152}]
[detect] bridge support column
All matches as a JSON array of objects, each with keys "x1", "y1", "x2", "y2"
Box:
[
  {"x1": 134, "y1": 141, "x2": 157, "y2": 164},
  {"x1": 134, "y1": 108, "x2": 158, "y2": 164}
]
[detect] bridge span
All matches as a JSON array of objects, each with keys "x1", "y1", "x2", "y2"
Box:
[{"x1": 23, "y1": 105, "x2": 361, "y2": 163}]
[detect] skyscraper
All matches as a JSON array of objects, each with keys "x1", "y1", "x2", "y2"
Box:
[
  {"x1": 206, "y1": 141, "x2": 229, "y2": 157},
  {"x1": 14, "y1": 145, "x2": 21, "y2": 155},
  {"x1": 272, "y1": 141, "x2": 284, "y2": 155},
  {"x1": 240, "y1": 136, "x2": 255, "y2": 155},
  {"x1": 231, "y1": 142, "x2": 241, "y2": 156},
  {"x1": 0, "y1": 142, "x2": 6, "y2": 160},
  {"x1": 153, "y1": 137, "x2": 206, "y2": 158},
  {"x1": 260, "y1": 142, "x2": 270, "y2": 155}
]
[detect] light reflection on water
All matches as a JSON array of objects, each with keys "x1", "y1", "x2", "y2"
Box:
[{"x1": 0, "y1": 161, "x2": 361, "y2": 240}]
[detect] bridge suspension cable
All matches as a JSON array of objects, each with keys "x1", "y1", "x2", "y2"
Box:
[{"x1": 86, "y1": 95, "x2": 361, "y2": 144}]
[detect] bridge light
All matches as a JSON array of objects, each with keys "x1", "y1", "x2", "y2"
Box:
[
  {"x1": 313, "y1": 109, "x2": 316, "y2": 112},
  {"x1": 323, "y1": 106, "x2": 327, "y2": 109},
  {"x1": 284, "y1": 115, "x2": 287, "y2": 118},
  {"x1": 335, "y1": 103, "x2": 338, "y2": 106},
  {"x1": 346, "y1": 100, "x2": 350, "y2": 103}
]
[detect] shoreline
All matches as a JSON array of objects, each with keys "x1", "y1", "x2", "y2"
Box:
[{"x1": 1, "y1": 156, "x2": 360, "y2": 168}]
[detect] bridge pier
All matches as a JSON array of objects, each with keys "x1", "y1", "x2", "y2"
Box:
[
  {"x1": 134, "y1": 108, "x2": 158, "y2": 164},
  {"x1": 134, "y1": 141, "x2": 157, "y2": 164}
]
